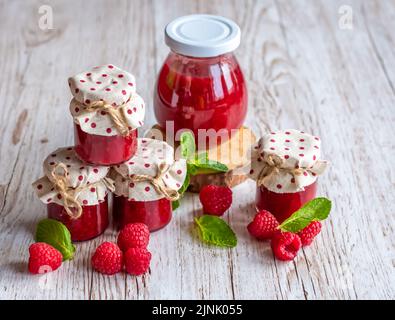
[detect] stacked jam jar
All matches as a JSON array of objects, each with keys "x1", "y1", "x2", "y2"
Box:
[{"x1": 33, "y1": 65, "x2": 187, "y2": 241}]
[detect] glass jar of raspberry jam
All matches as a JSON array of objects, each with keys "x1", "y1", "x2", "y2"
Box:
[
  {"x1": 74, "y1": 124, "x2": 138, "y2": 165},
  {"x1": 249, "y1": 130, "x2": 328, "y2": 223},
  {"x1": 68, "y1": 64, "x2": 145, "y2": 165},
  {"x1": 154, "y1": 15, "x2": 247, "y2": 140},
  {"x1": 256, "y1": 182, "x2": 317, "y2": 223},
  {"x1": 113, "y1": 196, "x2": 172, "y2": 231},
  {"x1": 48, "y1": 196, "x2": 109, "y2": 241},
  {"x1": 111, "y1": 138, "x2": 187, "y2": 232},
  {"x1": 33, "y1": 147, "x2": 114, "y2": 241}
]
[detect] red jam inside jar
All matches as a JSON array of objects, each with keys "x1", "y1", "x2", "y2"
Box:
[
  {"x1": 47, "y1": 195, "x2": 109, "y2": 241},
  {"x1": 113, "y1": 196, "x2": 172, "y2": 232},
  {"x1": 154, "y1": 51, "x2": 247, "y2": 139},
  {"x1": 74, "y1": 124, "x2": 138, "y2": 165},
  {"x1": 256, "y1": 182, "x2": 317, "y2": 223}
]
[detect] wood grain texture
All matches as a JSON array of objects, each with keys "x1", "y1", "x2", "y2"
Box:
[{"x1": 0, "y1": 0, "x2": 394, "y2": 300}]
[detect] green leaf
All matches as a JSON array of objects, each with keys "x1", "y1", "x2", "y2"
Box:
[
  {"x1": 279, "y1": 197, "x2": 332, "y2": 233},
  {"x1": 187, "y1": 162, "x2": 198, "y2": 175},
  {"x1": 195, "y1": 215, "x2": 237, "y2": 248},
  {"x1": 172, "y1": 200, "x2": 180, "y2": 211},
  {"x1": 35, "y1": 219, "x2": 76, "y2": 261},
  {"x1": 172, "y1": 173, "x2": 190, "y2": 211},
  {"x1": 178, "y1": 172, "x2": 190, "y2": 195},
  {"x1": 190, "y1": 152, "x2": 228, "y2": 175},
  {"x1": 180, "y1": 131, "x2": 196, "y2": 160}
]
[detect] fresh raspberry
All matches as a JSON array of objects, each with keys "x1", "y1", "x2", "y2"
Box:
[
  {"x1": 298, "y1": 221, "x2": 322, "y2": 246},
  {"x1": 117, "y1": 223, "x2": 150, "y2": 252},
  {"x1": 124, "y1": 248, "x2": 152, "y2": 276},
  {"x1": 28, "y1": 242, "x2": 62, "y2": 274},
  {"x1": 199, "y1": 185, "x2": 233, "y2": 216},
  {"x1": 91, "y1": 242, "x2": 123, "y2": 275},
  {"x1": 271, "y1": 232, "x2": 301, "y2": 261},
  {"x1": 247, "y1": 210, "x2": 279, "y2": 240}
]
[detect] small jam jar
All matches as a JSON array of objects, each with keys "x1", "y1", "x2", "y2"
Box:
[
  {"x1": 68, "y1": 64, "x2": 145, "y2": 165},
  {"x1": 249, "y1": 130, "x2": 328, "y2": 223},
  {"x1": 47, "y1": 196, "x2": 109, "y2": 241},
  {"x1": 154, "y1": 15, "x2": 247, "y2": 140},
  {"x1": 113, "y1": 196, "x2": 172, "y2": 232},
  {"x1": 33, "y1": 147, "x2": 114, "y2": 241},
  {"x1": 111, "y1": 138, "x2": 187, "y2": 231}
]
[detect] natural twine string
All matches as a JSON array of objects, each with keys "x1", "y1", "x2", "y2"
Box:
[
  {"x1": 50, "y1": 163, "x2": 114, "y2": 219},
  {"x1": 129, "y1": 163, "x2": 180, "y2": 201},
  {"x1": 257, "y1": 154, "x2": 305, "y2": 187},
  {"x1": 85, "y1": 101, "x2": 130, "y2": 136}
]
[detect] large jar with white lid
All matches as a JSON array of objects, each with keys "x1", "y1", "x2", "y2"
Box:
[{"x1": 154, "y1": 14, "x2": 247, "y2": 140}]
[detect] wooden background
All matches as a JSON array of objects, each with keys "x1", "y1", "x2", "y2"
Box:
[{"x1": 0, "y1": 0, "x2": 394, "y2": 300}]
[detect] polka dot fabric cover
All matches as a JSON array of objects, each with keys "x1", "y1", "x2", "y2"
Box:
[
  {"x1": 112, "y1": 138, "x2": 187, "y2": 201},
  {"x1": 68, "y1": 64, "x2": 145, "y2": 136},
  {"x1": 249, "y1": 129, "x2": 328, "y2": 193},
  {"x1": 32, "y1": 147, "x2": 113, "y2": 206}
]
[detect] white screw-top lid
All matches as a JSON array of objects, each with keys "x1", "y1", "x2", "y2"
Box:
[{"x1": 165, "y1": 14, "x2": 241, "y2": 58}]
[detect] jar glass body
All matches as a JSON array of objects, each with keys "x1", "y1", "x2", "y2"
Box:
[
  {"x1": 154, "y1": 51, "x2": 247, "y2": 139},
  {"x1": 47, "y1": 195, "x2": 109, "y2": 241},
  {"x1": 113, "y1": 196, "x2": 172, "y2": 232},
  {"x1": 74, "y1": 124, "x2": 138, "y2": 165},
  {"x1": 256, "y1": 182, "x2": 317, "y2": 223}
]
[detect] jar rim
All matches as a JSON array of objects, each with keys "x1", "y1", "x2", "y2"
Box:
[{"x1": 165, "y1": 14, "x2": 241, "y2": 58}]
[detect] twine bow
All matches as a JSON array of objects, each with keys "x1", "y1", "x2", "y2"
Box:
[
  {"x1": 50, "y1": 163, "x2": 114, "y2": 219},
  {"x1": 257, "y1": 154, "x2": 304, "y2": 187},
  {"x1": 130, "y1": 163, "x2": 180, "y2": 201},
  {"x1": 85, "y1": 101, "x2": 130, "y2": 136}
]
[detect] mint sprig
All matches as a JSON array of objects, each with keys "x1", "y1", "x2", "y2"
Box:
[
  {"x1": 180, "y1": 132, "x2": 228, "y2": 175},
  {"x1": 189, "y1": 152, "x2": 228, "y2": 175},
  {"x1": 195, "y1": 215, "x2": 237, "y2": 248},
  {"x1": 278, "y1": 197, "x2": 332, "y2": 233},
  {"x1": 173, "y1": 132, "x2": 229, "y2": 210},
  {"x1": 35, "y1": 219, "x2": 76, "y2": 260}
]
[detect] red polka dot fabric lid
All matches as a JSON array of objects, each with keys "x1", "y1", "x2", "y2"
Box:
[
  {"x1": 68, "y1": 64, "x2": 136, "y2": 105},
  {"x1": 111, "y1": 138, "x2": 187, "y2": 201},
  {"x1": 32, "y1": 147, "x2": 114, "y2": 206},
  {"x1": 68, "y1": 64, "x2": 145, "y2": 136},
  {"x1": 249, "y1": 129, "x2": 328, "y2": 193}
]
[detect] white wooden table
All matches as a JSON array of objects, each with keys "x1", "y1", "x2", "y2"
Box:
[{"x1": 0, "y1": 0, "x2": 394, "y2": 300}]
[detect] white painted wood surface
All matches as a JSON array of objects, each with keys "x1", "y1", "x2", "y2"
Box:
[{"x1": 0, "y1": 0, "x2": 394, "y2": 300}]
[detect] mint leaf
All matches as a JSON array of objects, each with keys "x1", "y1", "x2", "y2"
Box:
[
  {"x1": 180, "y1": 131, "x2": 196, "y2": 160},
  {"x1": 187, "y1": 162, "x2": 198, "y2": 175},
  {"x1": 180, "y1": 133, "x2": 228, "y2": 175},
  {"x1": 172, "y1": 200, "x2": 180, "y2": 211},
  {"x1": 279, "y1": 197, "x2": 332, "y2": 233},
  {"x1": 195, "y1": 215, "x2": 237, "y2": 248},
  {"x1": 35, "y1": 219, "x2": 76, "y2": 260},
  {"x1": 178, "y1": 172, "x2": 190, "y2": 195},
  {"x1": 172, "y1": 173, "x2": 190, "y2": 211},
  {"x1": 190, "y1": 152, "x2": 228, "y2": 175}
]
